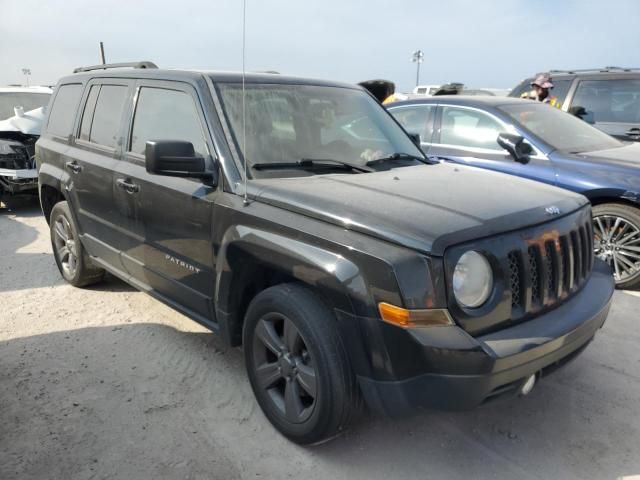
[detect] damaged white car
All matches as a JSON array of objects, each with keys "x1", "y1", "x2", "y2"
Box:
[{"x1": 0, "y1": 86, "x2": 52, "y2": 200}]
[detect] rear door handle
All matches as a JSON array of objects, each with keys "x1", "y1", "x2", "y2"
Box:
[
  {"x1": 116, "y1": 178, "x2": 140, "y2": 194},
  {"x1": 65, "y1": 161, "x2": 82, "y2": 174}
]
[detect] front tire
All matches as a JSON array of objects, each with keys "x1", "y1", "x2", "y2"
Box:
[
  {"x1": 592, "y1": 203, "x2": 640, "y2": 289},
  {"x1": 50, "y1": 201, "x2": 104, "y2": 287},
  {"x1": 243, "y1": 283, "x2": 358, "y2": 445}
]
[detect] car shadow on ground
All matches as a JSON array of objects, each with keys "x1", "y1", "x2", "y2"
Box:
[
  {"x1": 0, "y1": 199, "x2": 62, "y2": 293},
  {"x1": 0, "y1": 197, "x2": 136, "y2": 294},
  {"x1": 1, "y1": 318, "x2": 638, "y2": 480},
  {"x1": 0, "y1": 195, "x2": 42, "y2": 216}
]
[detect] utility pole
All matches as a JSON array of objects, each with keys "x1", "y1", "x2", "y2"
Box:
[
  {"x1": 411, "y1": 50, "x2": 424, "y2": 87},
  {"x1": 99, "y1": 42, "x2": 106, "y2": 65},
  {"x1": 21, "y1": 68, "x2": 31, "y2": 87}
]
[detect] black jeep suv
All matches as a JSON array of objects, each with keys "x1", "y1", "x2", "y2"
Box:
[
  {"x1": 37, "y1": 62, "x2": 614, "y2": 444},
  {"x1": 510, "y1": 67, "x2": 640, "y2": 141}
]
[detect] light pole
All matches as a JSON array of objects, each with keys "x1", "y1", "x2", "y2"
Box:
[
  {"x1": 411, "y1": 50, "x2": 424, "y2": 87},
  {"x1": 21, "y1": 68, "x2": 31, "y2": 87}
]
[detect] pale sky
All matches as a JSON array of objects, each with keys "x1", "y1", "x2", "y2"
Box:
[{"x1": 1, "y1": 0, "x2": 639, "y2": 92}]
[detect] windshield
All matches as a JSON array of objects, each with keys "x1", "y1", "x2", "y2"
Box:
[
  {"x1": 500, "y1": 102, "x2": 622, "y2": 153},
  {"x1": 217, "y1": 83, "x2": 424, "y2": 177},
  {"x1": 0, "y1": 92, "x2": 51, "y2": 121}
]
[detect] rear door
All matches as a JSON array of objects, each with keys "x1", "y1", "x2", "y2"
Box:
[
  {"x1": 63, "y1": 79, "x2": 133, "y2": 269},
  {"x1": 567, "y1": 76, "x2": 640, "y2": 141},
  {"x1": 113, "y1": 80, "x2": 217, "y2": 320},
  {"x1": 428, "y1": 104, "x2": 557, "y2": 185}
]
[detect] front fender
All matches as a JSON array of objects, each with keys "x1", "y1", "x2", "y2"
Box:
[{"x1": 215, "y1": 224, "x2": 369, "y2": 318}]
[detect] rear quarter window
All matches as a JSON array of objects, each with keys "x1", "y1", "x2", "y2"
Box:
[{"x1": 46, "y1": 84, "x2": 83, "y2": 137}]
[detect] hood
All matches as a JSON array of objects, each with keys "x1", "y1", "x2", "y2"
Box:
[
  {"x1": 251, "y1": 163, "x2": 587, "y2": 256},
  {"x1": 0, "y1": 107, "x2": 46, "y2": 136},
  {"x1": 578, "y1": 142, "x2": 640, "y2": 169}
]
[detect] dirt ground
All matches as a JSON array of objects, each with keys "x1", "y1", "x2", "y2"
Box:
[{"x1": 1, "y1": 196, "x2": 639, "y2": 480}]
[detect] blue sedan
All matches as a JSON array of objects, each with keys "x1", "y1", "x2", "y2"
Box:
[{"x1": 387, "y1": 96, "x2": 640, "y2": 288}]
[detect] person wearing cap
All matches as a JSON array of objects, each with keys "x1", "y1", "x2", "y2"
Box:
[{"x1": 521, "y1": 73, "x2": 561, "y2": 108}]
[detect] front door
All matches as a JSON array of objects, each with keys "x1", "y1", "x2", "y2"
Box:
[
  {"x1": 568, "y1": 77, "x2": 640, "y2": 142},
  {"x1": 428, "y1": 105, "x2": 558, "y2": 186},
  {"x1": 113, "y1": 80, "x2": 217, "y2": 321}
]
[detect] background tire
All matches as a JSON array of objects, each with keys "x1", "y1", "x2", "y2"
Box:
[
  {"x1": 50, "y1": 201, "x2": 104, "y2": 287},
  {"x1": 592, "y1": 203, "x2": 640, "y2": 290},
  {"x1": 243, "y1": 283, "x2": 358, "y2": 445}
]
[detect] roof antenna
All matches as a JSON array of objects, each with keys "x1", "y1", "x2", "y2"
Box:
[{"x1": 242, "y1": 0, "x2": 249, "y2": 205}]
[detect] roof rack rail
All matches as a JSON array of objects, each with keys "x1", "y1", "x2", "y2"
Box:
[
  {"x1": 73, "y1": 61, "x2": 158, "y2": 74},
  {"x1": 549, "y1": 66, "x2": 640, "y2": 74}
]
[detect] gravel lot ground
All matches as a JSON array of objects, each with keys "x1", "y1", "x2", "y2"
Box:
[{"x1": 1, "y1": 197, "x2": 639, "y2": 480}]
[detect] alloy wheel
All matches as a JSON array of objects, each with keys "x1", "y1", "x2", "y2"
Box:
[
  {"x1": 53, "y1": 215, "x2": 78, "y2": 278},
  {"x1": 593, "y1": 214, "x2": 640, "y2": 283},
  {"x1": 252, "y1": 313, "x2": 317, "y2": 424}
]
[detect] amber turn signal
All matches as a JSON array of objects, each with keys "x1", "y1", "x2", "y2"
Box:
[{"x1": 378, "y1": 302, "x2": 454, "y2": 328}]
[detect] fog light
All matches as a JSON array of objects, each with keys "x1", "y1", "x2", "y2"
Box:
[{"x1": 520, "y1": 374, "x2": 536, "y2": 396}]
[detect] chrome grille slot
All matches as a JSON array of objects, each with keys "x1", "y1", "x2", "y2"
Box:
[
  {"x1": 527, "y1": 246, "x2": 541, "y2": 306},
  {"x1": 508, "y1": 251, "x2": 522, "y2": 308},
  {"x1": 544, "y1": 241, "x2": 556, "y2": 301}
]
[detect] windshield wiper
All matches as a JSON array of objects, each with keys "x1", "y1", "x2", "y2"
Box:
[
  {"x1": 364, "y1": 152, "x2": 431, "y2": 166},
  {"x1": 252, "y1": 159, "x2": 374, "y2": 173}
]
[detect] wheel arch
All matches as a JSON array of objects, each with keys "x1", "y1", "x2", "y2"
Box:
[
  {"x1": 583, "y1": 188, "x2": 640, "y2": 210},
  {"x1": 214, "y1": 225, "x2": 368, "y2": 347},
  {"x1": 39, "y1": 180, "x2": 66, "y2": 225}
]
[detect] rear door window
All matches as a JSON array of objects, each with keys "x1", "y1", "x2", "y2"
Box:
[
  {"x1": 47, "y1": 84, "x2": 83, "y2": 137},
  {"x1": 87, "y1": 85, "x2": 129, "y2": 148},
  {"x1": 571, "y1": 79, "x2": 640, "y2": 123},
  {"x1": 129, "y1": 87, "x2": 207, "y2": 156}
]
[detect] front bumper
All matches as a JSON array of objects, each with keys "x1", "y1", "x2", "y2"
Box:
[
  {"x1": 357, "y1": 258, "x2": 614, "y2": 415},
  {"x1": 0, "y1": 168, "x2": 38, "y2": 194}
]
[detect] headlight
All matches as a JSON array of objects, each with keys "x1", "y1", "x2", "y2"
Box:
[{"x1": 453, "y1": 251, "x2": 493, "y2": 308}]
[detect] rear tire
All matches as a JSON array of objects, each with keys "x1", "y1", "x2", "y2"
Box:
[
  {"x1": 243, "y1": 283, "x2": 358, "y2": 445},
  {"x1": 50, "y1": 201, "x2": 104, "y2": 287},
  {"x1": 592, "y1": 203, "x2": 640, "y2": 290}
]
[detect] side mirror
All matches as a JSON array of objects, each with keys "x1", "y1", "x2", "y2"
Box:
[
  {"x1": 496, "y1": 133, "x2": 533, "y2": 164},
  {"x1": 407, "y1": 132, "x2": 421, "y2": 146},
  {"x1": 145, "y1": 140, "x2": 215, "y2": 182},
  {"x1": 568, "y1": 106, "x2": 595, "y2": 124}
]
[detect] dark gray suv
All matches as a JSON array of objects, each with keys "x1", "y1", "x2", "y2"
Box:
[
  {"x1": 510, "y1": 67, "x2": 640, "y2": 141},
  {"x1": 37, "y1": 62, "x2": 614, "y2": 444}
]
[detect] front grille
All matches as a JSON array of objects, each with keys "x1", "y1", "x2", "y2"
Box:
[
  {"x1": 0, "y1": 147, "x2": 32, "y2": 170},
  {"x1": 509, "y1": 219, "x2": 593, "y2": 315}
]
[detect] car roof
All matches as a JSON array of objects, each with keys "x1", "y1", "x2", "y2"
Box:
[
  {"x1": 388, "y1": 95, "x2": 528, "y2": 108},
  {"x1": 0, "y1": 86, "x2": 53, "y2": 94},
  {"x1": 57, "y1": 68, "x2": 359, "y2": 90},
  {"x1": 516, "y1": 69, "x2": 640, "y2": 83}
]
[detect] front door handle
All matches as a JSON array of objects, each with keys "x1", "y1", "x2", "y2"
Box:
[
  {"x1": 65, "y1": 161, "x2": 82, "y2": 174},
  {"x1": 626, "y1": 128, "x2": 640, "y2": 140},
  {"x1": 116, "y1": 178, "x2": 140, "y2": 194}
]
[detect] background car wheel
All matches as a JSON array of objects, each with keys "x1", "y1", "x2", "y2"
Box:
[
  {"x1": 50, "y1": 201, "x2": 104, "y2": 287},
  {"x1": 243, "y1": 283, "x2": 358, "y2": 445},
  {"x1": 592, "y1": 203, "x2": 640, "y2": 290}
]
